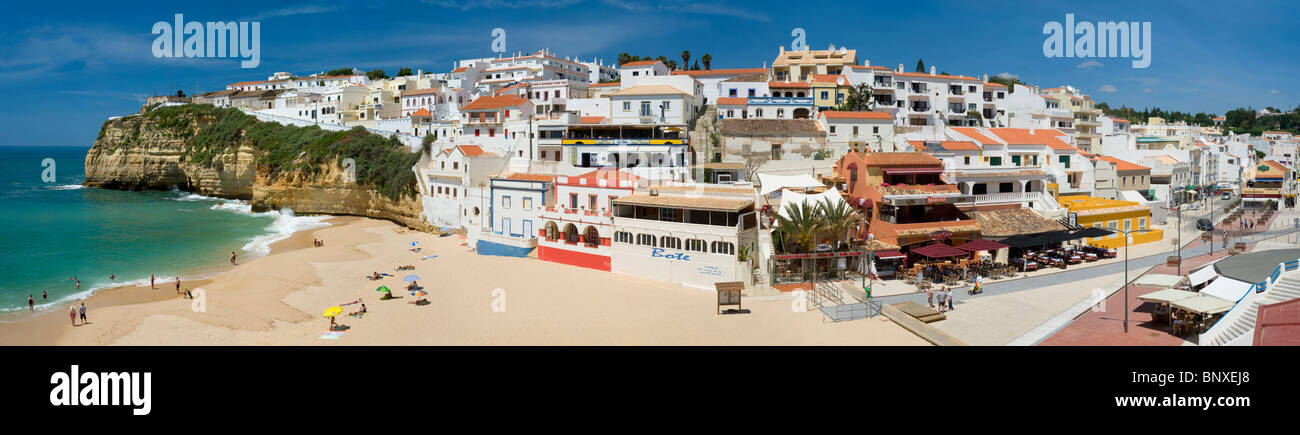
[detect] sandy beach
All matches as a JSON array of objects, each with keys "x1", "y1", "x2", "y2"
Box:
[{"x1": 0, "y1": 216, "x2": 927, "y2": 346}]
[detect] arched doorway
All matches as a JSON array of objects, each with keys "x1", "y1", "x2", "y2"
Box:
[
  {"x1": 584, "y1": 226, "x2": 600, "y2": 247},
  {"x1": 544, "y1": 221, "x2": 560, "y2": 241},
  {"x1": 563, "y1": 223, "x2": 580, "y2": 244},
  {"x1": 793, "y1": 108, "x2": 810, "y2": 119}
]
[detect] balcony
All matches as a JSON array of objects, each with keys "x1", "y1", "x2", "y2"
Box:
[
  {"x1": 910, "y1": 103, "x2": 931, "y2": 112},
  {"x1": 910, "y1": 85, "x2": 928, "y2": 93},
  {"x1": 955, "y1": 191, "x2": 1061, "y2": 211},
  {"x1": 874, "y1": 79, "x2": 893, "y2": 87},
  {"x1": 747, "y1": 96, "x2": 814, "y2": 106}
]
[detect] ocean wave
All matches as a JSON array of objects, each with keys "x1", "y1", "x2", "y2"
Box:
[
  {"x1": 241, "y1": 207, "x2": 332, "y2": 257},
  {"x1": 47, "y1": 184, "x2": 85, "y2": 191},
  {"x1": 175, "y1": 192, "x2": 220, "y2": 202}
]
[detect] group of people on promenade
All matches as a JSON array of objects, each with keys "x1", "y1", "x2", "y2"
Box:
[{"x1": 927, "y1": 286, "x2": 956, "y2": 314}]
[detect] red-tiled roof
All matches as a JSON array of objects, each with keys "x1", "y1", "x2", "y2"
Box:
[
  {"x1": 403, "y1": 88, "x2": 441, "y2": 96},
  {"x1": 410, "y1": 108, "x2": 431, "y2": 117},
  {"x1": 461, "y1": 95, "x2": 529, "y2": 111},
  {"x1": 821, "y1": 111, "x2": 892, "y2": 120},
  {"x1": 579, "y1": 116, "x2": 606, "y2": 124},
  {"x1": 858, "y1": 152, "x2": 943, "y2": 166},
  {"x1": 768, "y1": 81, "x2": 810, "y2": 88},
  {"x1": 494, "y1": 83, "x2": 528, "y2": 94},
  {"x1": 988, "y1": 128, "x2": 1071, "y2": 150},
  {"x1": 1095, "y1": 155, "x2": 1150, "y2": 171},
  {"x1": 949, "y1": 127, "x2": 1003, "y2": 146},
  {"x1": 907, "y1": 140, "x2": 981, "y2": 152},
  {"x1": 716, "y1": 97, "x2": 748, "y2": 106},
  {"x1": 621, "y1": 60, "x2": 661, "y2": 67},
  {"x1": 589, "y1": 82, "x2": 620, "y2": 87},
  {"x1": 982, "y1": 82, "x2": 1007, "y2": 88},
  {"x1": 451, "y1": 67, "x2": 469, "y2": 73},
  {"x1": 457, "y1": 145, "x2": 485, "y2": 157}
]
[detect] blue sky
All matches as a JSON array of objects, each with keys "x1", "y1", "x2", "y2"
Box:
[{"x1": 2, "y1": 0, "x2": 1296, "y2": 146}]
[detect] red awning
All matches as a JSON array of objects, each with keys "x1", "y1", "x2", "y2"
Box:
[
  {"x1": 873, "y1": 250, "x2": 905, "y2": 260},
  {"x1": 911, "y1": 243, "x2": 969, "y2": 259},
  {"x1": 881, "y1": 167, "x2": 944, "y2": 174},
  {"x1": 957, "y1": 239, "x2": 1009, "y2": 252}
]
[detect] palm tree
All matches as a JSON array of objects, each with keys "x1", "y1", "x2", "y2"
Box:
[
  {"x1": 701, "y1": 53, "x2": 712, "y2": 71},
  {"x1": 817, "y1": 197, "x2": 859, "y2": 250},
  {"x1": 774, "y1": 201, "x2": 822, "y2": 253},
  {"x1": 681, "y1": 50, "x2": 691, "y2": 70}
]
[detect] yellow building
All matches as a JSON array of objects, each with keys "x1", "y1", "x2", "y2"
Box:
[
  {"x1": 1058, "y1": 195, "x2": 1164, "y2": 249},
  {"x1": 809, "y1": 74, "x2": 851, "y2": 110}
]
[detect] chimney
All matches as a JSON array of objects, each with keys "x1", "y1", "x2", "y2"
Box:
[
  {"x1": 864, "y1": 59, "x2": 870, "y2": 67},
  {"x1": 897, "y1": 64, "x2": 904, "y2": 73},
  {"x1": 930, "y1": 66, "x2": 936, "y2": 76},
  {"x1": 779, "y1": 46, "x2": 784, "y2": 54},
  {"x1": 983, "y1": 74, "x2": 988, "y2": 82}
]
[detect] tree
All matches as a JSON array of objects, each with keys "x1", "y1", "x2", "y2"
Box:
[
  {"x1": 617, "y1": 53, "x2": 634, "y2": 66},
  {"x1": 421, "y1": 132, "x2": 437, "y2": 157},
  {"x1": 175, "y1": 90, "x2": 186, "y2": 97},
  {"x1": 834, "y1": 83, "x2": 875, "y2": 111},
  {"x1": 681, "y1": 50, "x2": 691, "y2": 70},
  {"x1": 701, "y1": 53, "x2": 712, "y2": 71},
  {"x1": 397, "y1": 67, "x2": 414, "y2": 77},
  {"x1": 326, "y1": 68, "x2": 354, "y2": 76},
  {"x1": 817, "y1": 197, "x2": 859, "y2": 249},
  {"x1": 366, "y1": 69, "x2": 389, "y2": 80},
  {"x1": 987, "y1": 74, "x2": 1024, "y2": 92},
  {"x1": 967, "y1": 110, "x2": 985, "y2": 127},
  {"x1": 774, "y1": 202, "x2": 822, "y2": 254},
  {"x1": 692, "y1": 60, "x2": 700, "y2": 71},
  {"x1": 915, "y1": 59, "x2": 925, "y2": 73}
]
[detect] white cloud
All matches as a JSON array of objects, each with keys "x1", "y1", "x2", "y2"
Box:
[
  {"x1": 1270, "y1": 89, "x2": 1280, "y2": 94},
  {"x1": 1098, "y1": 85, "x2": 1117, "y2": 93},
  {"x1": 996, "y1": 72, "x2": 1019, "y2": 80},
  {"x1": 1076, "y1": 60, "x2": 1103, "y2": 69},
  {"x1": 247, "y1": 4, "x2": 348, "y2": 21},
  {"x1": 60, "y1": 89, "x2": 150, "y2": 103}
]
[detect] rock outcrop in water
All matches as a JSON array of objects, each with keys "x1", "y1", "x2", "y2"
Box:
[{"x1": 84, "y1": 106, "x2": 434, "y2": 232}]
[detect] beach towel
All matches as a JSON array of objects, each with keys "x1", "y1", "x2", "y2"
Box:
[
  {"x1": 421, "y1": 255, "x2": 438, "y2": 260},
  {"x1": 319, "y1": 332, "x2": 345, "y2": 339}
]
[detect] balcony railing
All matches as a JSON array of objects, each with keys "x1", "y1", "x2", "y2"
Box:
[{"x1": 956, "y1": 191, "x2": 1061, "y2": 210}]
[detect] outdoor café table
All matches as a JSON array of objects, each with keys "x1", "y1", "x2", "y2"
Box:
[{"x1": 1083, "y1": 252, "x2": 1098, "y2": 261}]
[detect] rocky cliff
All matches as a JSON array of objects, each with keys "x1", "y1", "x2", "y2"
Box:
[{"x1": 84, "y1": 107, "x2": 434, "y2": 232}]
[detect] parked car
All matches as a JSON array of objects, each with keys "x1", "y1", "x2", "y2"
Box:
[
  {"x1": 1196, "y1": 218, "x2": 1213, "y2": 231},
  {"x1": 1222, "y1": 191, "x2": 1232, "y2": 200}
]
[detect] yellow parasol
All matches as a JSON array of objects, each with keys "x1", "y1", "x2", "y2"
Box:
[{"x1": 322, "y1": 306, "x2": 343, "y2": 318}]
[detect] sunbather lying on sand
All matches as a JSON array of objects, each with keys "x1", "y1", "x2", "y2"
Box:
[{"x1": 348, "y1": 303, "x2": 367, "y2": 316}]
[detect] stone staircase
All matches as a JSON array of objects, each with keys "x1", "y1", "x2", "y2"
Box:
[{"x1": 1203, "y1": 276, "x2": 1300, "y2": 346}]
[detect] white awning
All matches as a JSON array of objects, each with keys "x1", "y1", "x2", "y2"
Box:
[
  {"x1": 776, "y1": 187, "x2": 846, "y2": 225},
  {"x1": 1171, "y1": 294, "x2": 1235, "y2": 315},
  {"x1": 758, "y1": 173, "x2": 824, "y2": 195},
  {"x1": 1133, "y1": 274, "x2": 1186, "y2": 289},
  {"x1": 1198, "y1": 276, "x2": 1252, "y2": 303},
  {"x1": 1188, "y1": 264, "x2": 1220, "y2": 286},
  {"x1": 1137, "y1": 289, "x2": 1198, "y2": 304}
]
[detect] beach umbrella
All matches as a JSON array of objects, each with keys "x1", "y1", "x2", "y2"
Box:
[
  {"x1": 375, "y1": 285, "x2": 391, "y2": 293},
  {"x1": 403, "y1": 274, "x2": 421, "y2": 282},
  {"x1": 410, "y1": 290, "x2": 428, "y2": 297},
  {"x1": 410, "y1": 241, "x2": 420, "y2": 247},
  {"x1": 322, "y1": 306, "x2": 342, "y2": 318}
]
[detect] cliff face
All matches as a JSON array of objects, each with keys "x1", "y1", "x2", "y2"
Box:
[
  {"x1": 84, "y1": 114, "x2": 257, "y2": 198},
  {"x1": 85, "y1": 111, "x2": 434, "y2": 232}
]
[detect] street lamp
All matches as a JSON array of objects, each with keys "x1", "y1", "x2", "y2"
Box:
[
  {"x1": 1164, "y1": 205, "x2": 1182, "y2": 275},
  {"x1": 1118, "y1": 228, "x2": 1154, "y2": 334}
]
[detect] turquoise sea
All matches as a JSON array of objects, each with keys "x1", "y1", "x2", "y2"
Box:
[{"x1": 0, "y1": 146, "x2": 329, "y2": 313}]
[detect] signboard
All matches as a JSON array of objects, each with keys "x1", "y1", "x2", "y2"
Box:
[{"x1": 887, "y1": 195, "x2": 967, "y2": 206}]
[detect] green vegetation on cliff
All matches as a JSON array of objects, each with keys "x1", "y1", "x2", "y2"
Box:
[{"x1": 128, "y1": 105, "x2": 419, "y2": 201}]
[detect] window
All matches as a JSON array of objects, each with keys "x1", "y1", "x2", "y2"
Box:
[
  {"x1": 615, "y1": 231, "x2": 632, "y2": 244},
  {"x1": 989, "y1": 156, "x2": 1002, "y2": 166},
  {"x1": 729, "y1": 89, "x2": 737, "y2": 97},
  {"x1": 501, "y1": 196, "x2": 511, "y2": 209},
  {"x1": 622, "y1": 102, "x2": 631, "y2": 111},
  {"x1": 588, "y1": 195, "x2": 597, "y2": 210},
  {"x1": 873, "y1": 126, "x2": 879, "y2": 134},
  {"x1": 999, "y1": 182, "x2": 1013, "y2": 193},
  {"x1": 710, "y1": 241, "x2": 734, "y2": 255},
  {"x1": 636, "y1": 233, "x2": 657, "y2": 247},
  {"x1": 963, "y1": 156, "x2": 971, "y2": 165},
  {"x1": 820, "y1": 91, "x2": 829, "y2": 99},
  {"x1": 569, "y1": 193, "x2": 578, "y2": 208},
  {"x1": 640, "y1": 101, "x2": 651, "y2": 116},
  {"x1": 662, "y1": 101, "x2": 670, "y2": 111},
  {"x1": 1058, "y1": 155, "x2": 1070, "y2": 168},
  {"x1": 660, "y1": 236, "x2": 681, "y2": 250},
  {"x1": 852, "y1": 126, "x2": 859, "y2": 136},
  {"x1": 829, "y1": 126, "x2": 837, "y2": 134},
  {"x1": 1139, "y1": 217, "x2": 1147, "y2": 229},
  {"x1": 523, "y1": 197, "x2": 533, "y2": 209},
  {"x1": 686, "y1": 239, "x2": 707, "y2": 252}
]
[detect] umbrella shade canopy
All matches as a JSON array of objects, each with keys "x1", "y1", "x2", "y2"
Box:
[
  {"x1": 1137, "y1": 289, "x2": 1198, "y2": 304},
  {"x1": 1133, "y1": 274, "x2": 1187, "y2": 289},
  {"x1": 376, "y1": 286, "x2": 391, "y2": 293},
  {"x1": 1072, "y1": 227, "x2": 1116, "y2": 238},
  {"x1": 322, "y1": 306, "x2": 343, "y2": 317},
  {"x1": 403, "y1": 275, "x2": 421, "y2": 282},
  {"x1": 873, "y1": 250, "x2": 906, "y2": 260},
  {"x1": 1037, "y1": 230, "x2": 1076, "y2": 243},
  {"x1": 999, "y1": 234, "x2": 1049, "y2": 248},
  {"x1": 1172, "y1": 295, "x2": 1235, "y2": 315},
  {"x1": 410, "y1": 241, "x2": 420, "y2": 247},
  {"x1": 911, "y1": 243, "x2": 968, "y2": 259},
  {"x1": 410, "y1": 290, "x2": 428, "y2": 297},
  {"x1": 957, "y1": 239, "x2": 1009, "y2": 252}
]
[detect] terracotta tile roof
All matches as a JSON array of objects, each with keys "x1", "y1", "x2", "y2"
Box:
[
  {"x1": 620, "y1": 60, "x2": 661, "y2": 67},
  {"x1": 907, "y1": 140, "x2": 981, "y2": 152},
  {"x1": 949, "y1": 127, "x2": 1003, "y2": 145},
  {"x1": 579, "y1": 116, "x2": 606, "y2": 124},
  {"x1": 410, "y1": 108, "x2": 431, "y2": 117},
  {"x1": 988, "y1": 128, "x2": 1071, "y2": 150},
  {"x1": 820, "y1": 111, "x2": 892, "y2": 120},
  {"x1": 1112, "y1": 118, "x2": 1130, "y2": 123},
  {"x1": 461, "y1": 95, "x2": 529, "y2": 111},
  {"x1": 982, "y1": 82, "x2": 1007, "y2": 88},
  {"x1": 451, "y1": 67, "x2": 469, "y2": 73},
  {"x1": 1095, "y1": 155, "x2": 1151, "y2": 171},
  {"x1": 589, "y1": 82, "x2": 620, "y2": 87},
  {"x1": 967, "y1": 208, "x2": 1067, "y2": 237},
  {"x1": 768, "y1": 81, "x2": 810, "y2": 88},
  {"x1": 494, "y1": 83, "x2": 528, "y2": 94},
  {"x1": 671, "y1": 68, "x2": 768, "y2": 76},
  {"x1": 716, "y1": 97, "x2": 748, "y2": 106},
  {"x1": 809, "y1": 74, "x2": 849, "y2": 85},
  {"x1": 456, "y1": 145, "x2": 486, "y2": 157},
  {"x1": 858, "y1": 152, "x2": 943, "y2": 166},
  {"x1": 504, "y1": 173, "x2": 554, "y2": 182}
]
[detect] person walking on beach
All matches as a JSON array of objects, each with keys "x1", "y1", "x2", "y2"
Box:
[
  {"x1": 69, "y1": 306, "x2": 77, "y2": 326},
  {"x1": 28, "y1": 295, "x2": 34, "y2": 311},
  {"x1": 151, "y1": 274, "x2": 156, "y2": 289},
  {"x1": 230, "y1": 251, "x2": 237, "y2": 266},
  {"x1": 175, "y1": 277, "x2": 181, "y2": 295},
  {"x1": 79, "y1": 303, "x2": 87, "y2": 324}
]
